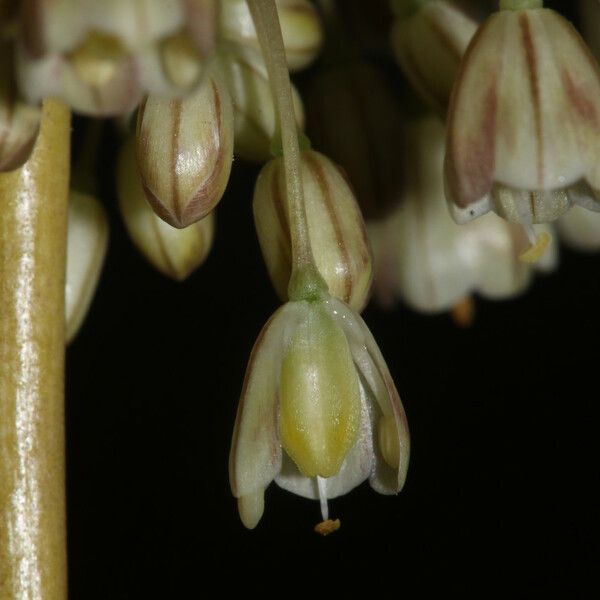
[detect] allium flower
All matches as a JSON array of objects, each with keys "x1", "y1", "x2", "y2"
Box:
[
  {"x1": 229, "y1": 294, "x2": 409, "y2": 530},
  {"x1": 445, "y1": 1, "x2": 600, "y2": 229},
  {"x1": 370, "y1": 117, "x2": 557, "y2": 315}
]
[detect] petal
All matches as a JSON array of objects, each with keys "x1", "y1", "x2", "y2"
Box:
[
  {"x1": 229, "y1": 302, "x2": 305, "y2": 499},
  {"x1": 325, "y1": 298, "x2": 410, "y2": 494},
  {"x1": 446, "y1": 8, "x2": 600, "y2": 221}
]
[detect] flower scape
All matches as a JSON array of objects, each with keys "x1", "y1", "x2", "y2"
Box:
[{"x1": 1, "y1": 0, "x2": 600, "y2": 594}]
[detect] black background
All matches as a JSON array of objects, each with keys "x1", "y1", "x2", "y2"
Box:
[{"x1": 65, "y1": 1, "x2": 596, "y2": 595}]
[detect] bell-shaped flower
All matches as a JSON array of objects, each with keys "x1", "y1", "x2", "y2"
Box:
[
  {"x1": 371, "y1": 117, "x2": 557, "y2": 316},
  {"x1": 229, "y1": 292, "x2": 409, "y2": 530},
  {"x1": 444, "y1": 2, "x2": 600, "y2": 230},
  {"x1": 391, "y1": 0, "x2": 477, "y2": 115},
  {"x1": 118, "y1": 135, "x2": 215, "y2": 280},
  {"x1": 136, "y1": 66, "x2": 234, "y2": 228},
  {"x1": 253, "y1": 150, "x2": 373, "y2": 312},
  {"x1": 220, "y1": 0, "x2": 323, "y2": 72},
  {"x1": 65, "y1": 191, "x2": 109, "y2": 343}
]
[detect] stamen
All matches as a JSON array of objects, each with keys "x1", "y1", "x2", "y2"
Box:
[
  {"x1": 451, "y1": 297, "x2": 475, "y2": 328},
  {"x1": 317, "y1": 476, "x2": 329, "y2": 521},
  {"x1": 519, "y1": 229, "x2": 551, "y2": 263}
]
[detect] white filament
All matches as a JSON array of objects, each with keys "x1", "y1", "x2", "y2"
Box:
[{"x1": 317, "y1": 476, "x2": 329, "y2": 521}]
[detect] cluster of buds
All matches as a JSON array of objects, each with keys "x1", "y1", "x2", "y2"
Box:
[{"x1": 5, "y1": 0, "x2": 600, "y2": 553}]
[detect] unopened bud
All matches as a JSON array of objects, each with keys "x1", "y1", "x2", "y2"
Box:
[
  {"x1": 280, "y1": 302, "x2": 361, "y2": 478},
  {"x1": 254, "y1": 150, "x2": 373, "y2": 311},
  {"x1": 0, "y1": 43, "x2": 40, "y2": 171},
  {"x1": 118, "y1": 136, "x2": 215, "y2": 281},
  {"x1": 221, "y1": 0, "x2": 323, "y2": 71},
  {"x1": 136, "y1": 69, "x2": 234, "y2": 228},
  {"x1": 66, "y1": 191, "x2": 109, "y2": 344},
  {"x1": 220, "y1": 44, "x2": 304, "y2": 162},
  {"x1": 391, "y1": 0, "x2": 477, "y2": 115}
]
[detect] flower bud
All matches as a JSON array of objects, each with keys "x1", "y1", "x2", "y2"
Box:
[
  {"x1": 280, "y1": 302, "x2": 361, "y2": 478},
  {"x1": 136, "y1": 69, "x2": 234, "y2": 228},
  {"x1": 118, "y1": 136, "x2": 215, "y2": 281},
  {"x1": 254, "y1": 150, "x2": 372, "y2": 311},
  {"x1": 307, "y1": 61, "x2": 404, "y2": 219},
  {"x1": 556, "y1": 204, "x2": 600, "y2": 252},
  {"x1": 445, "y1": 5, "x2": 600, "y2": 225},
  {"x1": 220, "y1": 44, "x2": 304, "y2": 162},
  {"x1": 0, "y1": 43, "x2": 40, "y2": 171},
  {"x1": 65, "y1": 191, "x2": 109, "y2": 344},
  {"x1": 391, "y1": 0, "x2": 477, "y2": 115},
  {"x1": 220, "y1": 0, "x2": 323, "y2": 71}
]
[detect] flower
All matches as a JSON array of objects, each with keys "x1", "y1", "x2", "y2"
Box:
[
  {"x1": 229, "y1": 294, "x2": 410, "y2": 530},
  {"x1": 370, "y1": 117, "x2": 557, "y2": 315},
  {"x1": 444, "y1": 3, "x2": 600, "y2": 227}
]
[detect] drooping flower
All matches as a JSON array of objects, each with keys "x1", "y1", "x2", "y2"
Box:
[
  {"x1": 444, "y1": 1, "x2": 600, "y2": 231},
  {"x1": 229, "y1": 294, "x2": 409, "y2": 530},
  {"x1": 370, "y1": 117, "x2": 557, "y2": 316}
]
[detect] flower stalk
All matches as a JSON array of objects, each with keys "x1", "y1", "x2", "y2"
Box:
[
  {"x1": 247, "y1": 0, "x2": 327, "y2": 300},
  {"x1": 0, "y1": 99, "x2": 71, "y2": 599}
]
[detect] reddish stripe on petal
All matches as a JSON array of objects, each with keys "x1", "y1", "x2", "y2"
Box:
[
  {"x1": 561, "y1": 70, "x2": 600, "y2": 130},
  {"x1": 519, "y1": 12, "x2": 544, "y2": 187},
  {"x1": 446, "y1": 16, "x2": 498, "y2": 209}
]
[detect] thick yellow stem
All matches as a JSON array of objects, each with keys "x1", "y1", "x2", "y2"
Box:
[{"x1": 0, "y1": 99, "x2": 71, "y2": 600}]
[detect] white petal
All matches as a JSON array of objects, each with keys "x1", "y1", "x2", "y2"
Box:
[
  {"x1": 325, "y1": 298, "x2": 410, "y2": 494},
  {"x1": 229, "y1": 302, "x2": 305, "y2": 498}
]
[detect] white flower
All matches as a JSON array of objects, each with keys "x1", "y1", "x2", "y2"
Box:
[{"x1": 229, "y1": 295, "x2": 409, "y2": 529}]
